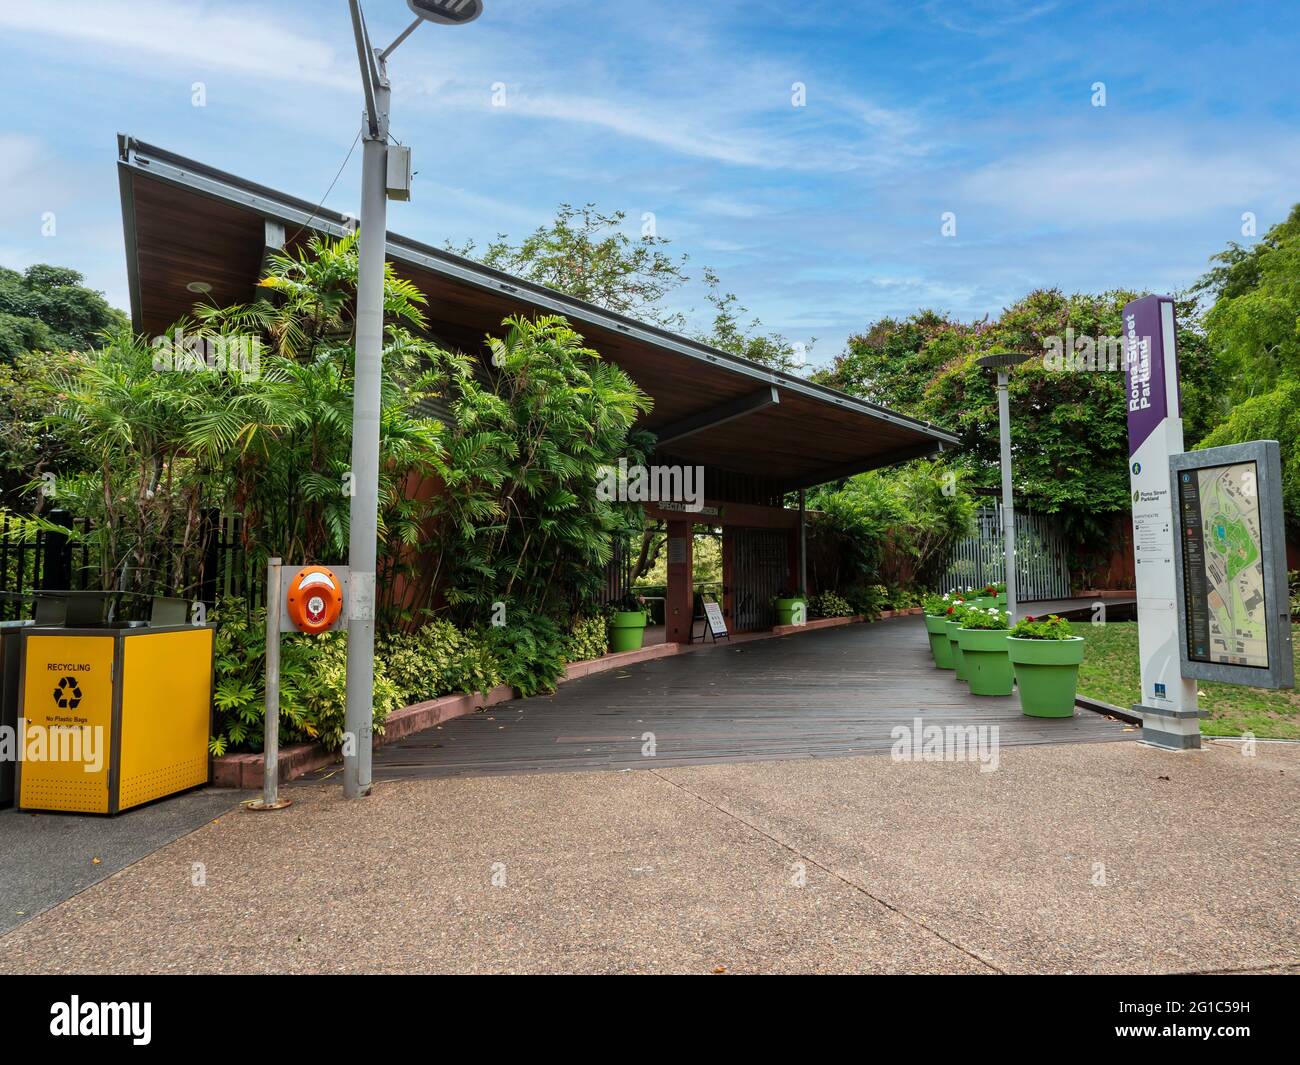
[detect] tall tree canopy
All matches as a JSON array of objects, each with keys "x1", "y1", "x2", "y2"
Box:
[
  {"x1": 813, "y1": 289, "x2": 1223, "y2": 553},
  {"x1": 1196, "y1": 205, "x2": 1300, "y2": 527},
  {"x1": 449, "y1": 203, "x2": 808, "y2": 371},
  {"x1": 0, "y1": 264, "x2": 126, "y2": 360}
]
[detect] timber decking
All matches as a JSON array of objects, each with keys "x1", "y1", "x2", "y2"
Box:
[{"x1": 368, "y1": 616, "x2": 1129, "y2": 780}]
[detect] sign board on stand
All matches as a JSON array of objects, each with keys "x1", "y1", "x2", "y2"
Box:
[
  {"x1": 1170, "y1": 442, "x2": 1293, "y2": 689},
  {"x1": 702, "y1": 601, "x2": 729, "y2": 642}
]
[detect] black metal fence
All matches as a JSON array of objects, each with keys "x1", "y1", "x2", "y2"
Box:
[{"x1": 0, "y1": 509, "x2": 254, "y2": 621}]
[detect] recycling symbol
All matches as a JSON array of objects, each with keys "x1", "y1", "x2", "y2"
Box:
[{"x1": 53, "y1": 675, "x2": 83, "y2": 710}]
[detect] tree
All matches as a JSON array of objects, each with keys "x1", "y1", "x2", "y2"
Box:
[
  {"x1": 806, "y1": 460, "x2": 975, "y2": 599},
  {"x1": 1193, "y1": 204, "x2": 1300, "y2": 529},
  {"x1": 447, "y1": 203, "x2": 689, "y2": 329},
  {"x1": 813, "y1": 289, "x2": 1222, "y2": 554},
  {"x1": 423, "y1": 314, "x2": 653, "y2": 625},
  {"x1": 813, "y1": 310, "x2": 979, "y2": 410},
  {"x1": 449, "y1": 204, "x2": 809, "y2": 370},
  {"x1": 695, "y1": 268, "x2": 811, "y2": 372},
  {"x1": 34, "y1": 235, "x2": 447, "y2": 613},
  {"x1": 0, "y1": 264, "x2": 126, "y2": 360}
]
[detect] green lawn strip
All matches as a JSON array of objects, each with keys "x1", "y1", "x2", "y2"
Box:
[{"x1": 1074, "y1": 621, "x2": 1300, "y2": 740}]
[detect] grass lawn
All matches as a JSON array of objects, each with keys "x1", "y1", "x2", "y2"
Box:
[{"x1": 1077, "y1": 621, "x2": 1300, "y2": 740}]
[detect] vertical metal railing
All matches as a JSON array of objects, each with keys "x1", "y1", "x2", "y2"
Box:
[{"x1": 936, "y1": 503, "x2": 1071, "y2": 601}]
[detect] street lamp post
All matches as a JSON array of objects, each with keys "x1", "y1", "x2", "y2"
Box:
[
  {"x1": 975, "y1": 351, "x2": 1032, "y2": 621},
  {"x1": 342, "y1": 0, "x2": 483, "y2": 799}
]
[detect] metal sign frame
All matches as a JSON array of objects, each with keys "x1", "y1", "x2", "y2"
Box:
[{"x1": 1169, "y1": 441, "x2": 1293, "y2": 689}]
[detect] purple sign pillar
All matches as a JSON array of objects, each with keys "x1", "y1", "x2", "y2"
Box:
[{"x1": 1123, "y1": 295, "x2": 1200, "y2": 749}]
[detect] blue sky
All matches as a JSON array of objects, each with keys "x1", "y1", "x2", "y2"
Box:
[{"x1": 1, "y1": 0, "x2": 1297, "y2": 366}]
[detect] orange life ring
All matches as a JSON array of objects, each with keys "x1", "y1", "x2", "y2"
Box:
[{"x1": 286, "y1": 566, "x2": 344, "y2": 635}]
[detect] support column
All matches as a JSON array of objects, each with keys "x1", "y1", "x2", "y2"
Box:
[
  {"x1": 665, "y1": 520, "x2": 694, "y2": 645},
  {"x1": 798, "y1": 489, "x2": 807, "y2": 594}
]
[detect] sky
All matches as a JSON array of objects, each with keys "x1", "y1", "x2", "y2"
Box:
[{"x1": 1, "y1": 0, "x2": 1297, "y2": 367}]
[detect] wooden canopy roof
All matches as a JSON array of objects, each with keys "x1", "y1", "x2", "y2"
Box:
[{"x1": 117, "y1": 134, "x2": 958, "y2": 492}]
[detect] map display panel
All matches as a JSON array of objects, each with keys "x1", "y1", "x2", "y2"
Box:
[{"x1": 1177, "y1": 460, "x2": 1268, "y2": 668}]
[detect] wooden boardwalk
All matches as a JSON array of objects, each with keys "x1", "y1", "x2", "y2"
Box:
[{"x1": 369, "y1": 616, "x2": 1129, "y2": 780}]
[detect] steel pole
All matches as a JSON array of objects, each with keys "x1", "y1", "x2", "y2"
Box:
[
  {"x1": 263, "y1": 558, "x2": 281, "y2": 804},
  {"x1": 997, "y1": 370, "x2": 1018, "y2": 619},
  {"x1": 248, "y1": 557, "x2": 290, "y2": 811},
  {"x1": 343, "y1": 68, "x2": 389, "y2": 800}
]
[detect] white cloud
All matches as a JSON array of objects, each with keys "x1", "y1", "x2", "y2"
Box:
[
  {"x1": 961, "y1": 138, "x2": 1298, "y2": 223},
  {"x1": 0, "y1": 0, "x2": 351, "y2": 88}
]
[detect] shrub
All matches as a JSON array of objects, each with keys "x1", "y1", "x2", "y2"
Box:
[
  {"x1": 209, "y1": 599, "x2": 401, "y2": 756},
  {"x1": 565, "y1": 614, "x2": 608, "y2": 663},
  {"x1": 379, "y1": 619, "x2": 502, "y2": 705},
  {"x1": 483, "y1": 611, "x2": 568, "y2": 697},
  {"x1": 843, "y1": 582, "x2": 890, "y2": 620},
  {"x1": 809, "y1": 591, "x2": 853, "y2": 619}
]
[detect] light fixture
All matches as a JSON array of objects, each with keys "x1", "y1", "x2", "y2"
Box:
[
  {"x1": 185, "y1": 281, "x2": 213, "y2": 295},
  {"x1": 405, "y1": 0, "x2": 483, "y2": 24},
  {"x1": 976, "y1": 350, "x2": 1032, "y2": 370}
]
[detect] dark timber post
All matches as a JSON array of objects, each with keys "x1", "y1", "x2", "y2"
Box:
[
  {"x1": 39, "y1": 509, "x2": 73, "y2": 590},
  {"x1": 200, "y1": 508, "x2": 221, "y2": 606}
]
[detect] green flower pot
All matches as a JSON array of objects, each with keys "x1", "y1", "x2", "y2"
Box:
[
  {"x1": 1008, "y1": 636, "x2": 1085, "y2": 717},
  {"x1": 774, "y1": 597, "x2": 807, "y2": 626},
  {"x1": 955, "y1": 627, "x2": 1013, "y2": 695},
  {"x1": 924, "y1": 613, "x2": 955, "y2": 669},
  {"x1": 609, "y1": 610, "x2": 648, "y2": 653},
  {"x1": 970, "y1": 595, "x2": 997, "y2": 610},
  {"x1": 944, "y1": 619, "x2": 968, "y2": 681},
  {"x1": 997, "y1": 593, "x2": 1008, "y2": 609}
]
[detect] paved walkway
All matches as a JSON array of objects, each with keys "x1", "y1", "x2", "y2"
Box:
[
  {"x1": 0, "y1": 787, "x2": 250, "y2": 935},
  {"x1": 1, "y1": 740, "x2": 1295, "y2": 974},
  {"x1": 367, "y1": 617, "x2": 1127, "y2": 779}
]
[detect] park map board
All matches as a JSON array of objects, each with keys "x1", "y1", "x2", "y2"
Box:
[{"x1": 1177, "y1": 460, "x2": 1269, "y2": 668}]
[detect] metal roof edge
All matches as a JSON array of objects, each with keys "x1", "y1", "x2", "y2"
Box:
[{"x1": 116, "y1": 133, "x2": 961, "y2": 448}]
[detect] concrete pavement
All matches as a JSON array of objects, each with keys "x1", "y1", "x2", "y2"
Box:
[{"x1": 0, "y1": 740, "x2": 1296, "y2": 974}]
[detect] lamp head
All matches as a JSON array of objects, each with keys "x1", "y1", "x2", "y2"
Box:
[
  {"x1": 406, "y1": 0, "x2": 483, "y2": 24},
  {"x1": 975, "y1": 350, "x2": 1032, "y2": 370}
]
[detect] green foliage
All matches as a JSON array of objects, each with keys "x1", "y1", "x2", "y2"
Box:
[
  {"x1": 425, "y1": 314, "x2": 652, "y2": 625},
  {"x1": 208, "y1": 599, "x2": 401, "y2": 756},
  {"x1": 0, "y1": 348, "x2": 85, "y2": 508},
  {"x1": 196, "y1": 234, "x2": 446, "y2": 624},
  {"x1": 808, "y1": 459, "x2": 975, "y2": 595},
  {"x1": 808, "y1": 590, "x2": 852, "y2": 619},
  {"x1": 922, "y1": 592, "x2": 950, "y2": 616},
  {"x1": 448, "y1": 203, "x2": 690, "y2": 330},
  {"x1": 843, "y1": 583, "x2": 890, "y2": 620},
  {"x1": 960, "y1": 605, "x2": 1010, "y2": 630},
  {"x1": 0, "y1": 264, "x2": 126, "y2": 361},
  {"x1": 1199, "y1": 378, "x2": 1300, "y2": 526},
  {"x1": 378, "y1": 619, "x2": 503, "y2": 705},
  {"x1": 813, "y1": 289, "x2": 1223, "y2": 555},
  {"x1": 1010, "y1": 613, "x2": 1075, "y2": 640},
  {"x1": 814, "y1": 310, "x2": 971, "y2": 411},
  {"x1": 564, "y1": 614, "x2": 609, "y2": 663},
  {"x1": 696, "y1": 268, "x2": 811, "y2": 371},
  {"x1": 483, "y1": 611, "x2": 568, "y2": 697},
  {"x1": 1193, "y1": 206, "x2": 1300, "y2": 531}
]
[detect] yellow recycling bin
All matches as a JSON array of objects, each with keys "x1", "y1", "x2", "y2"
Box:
[{"x1": 16, "y1": 619, "x2": 213, "y2": 815}]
